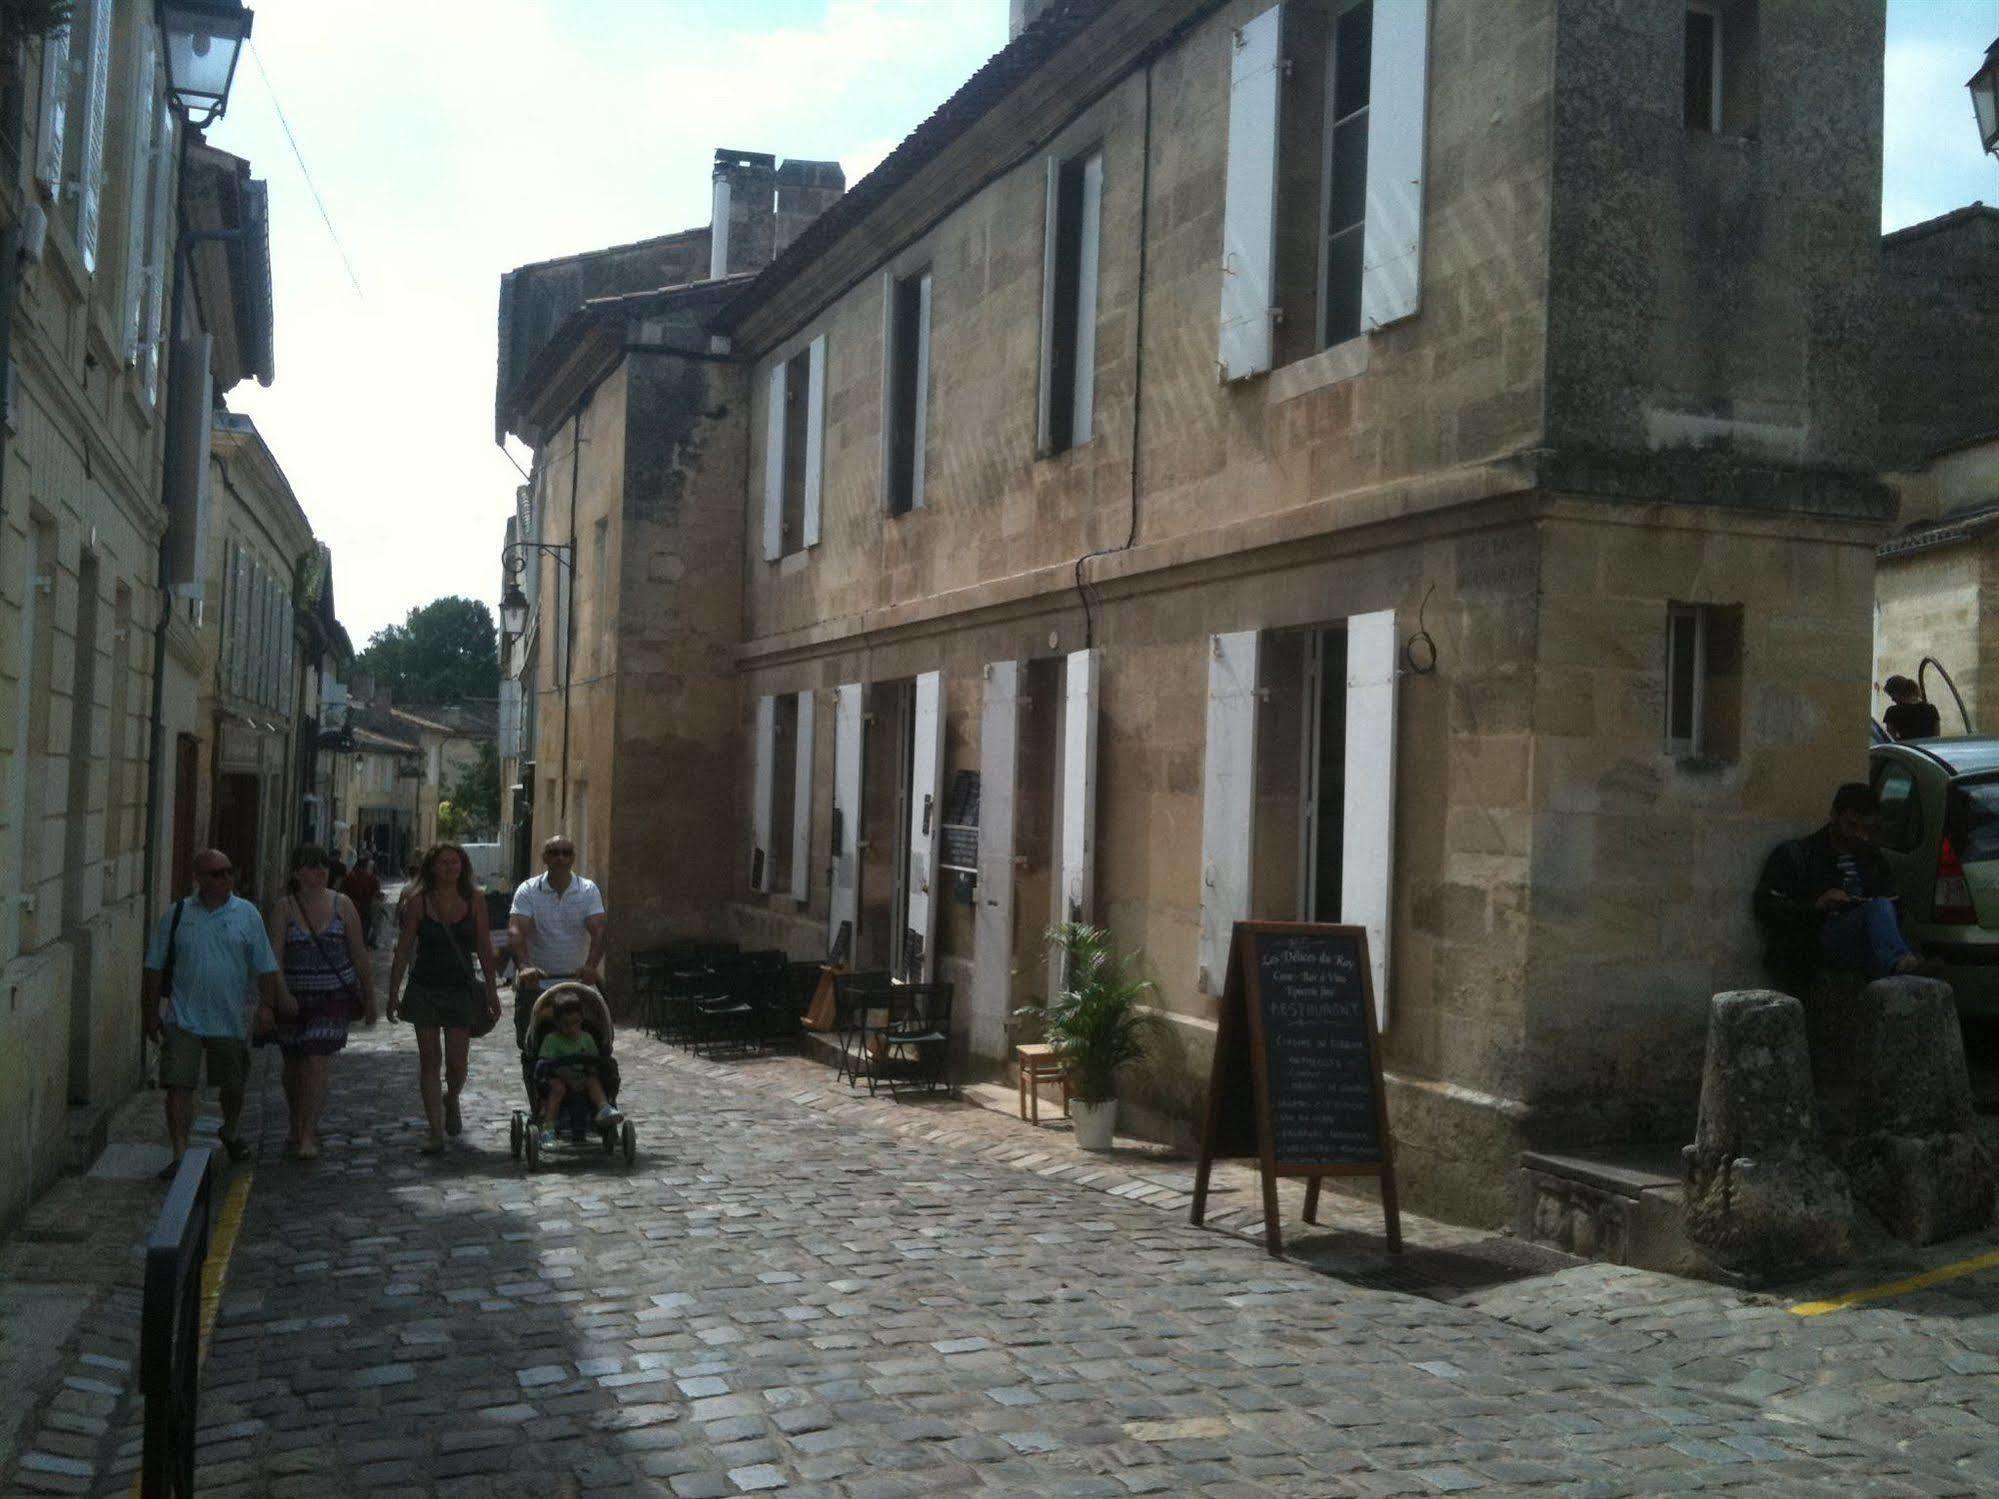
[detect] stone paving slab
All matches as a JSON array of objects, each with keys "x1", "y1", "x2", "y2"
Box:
[{"x1": 6, "y1": 975, "x2": 1999, "y2": 1496}]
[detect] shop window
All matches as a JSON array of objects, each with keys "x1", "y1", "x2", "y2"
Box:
[{"x1": 1664, "y1": 602, "x2": 1742, "y2": 762}]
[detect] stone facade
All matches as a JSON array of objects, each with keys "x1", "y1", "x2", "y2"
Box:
[{"x1": 504, "y1": 1, "x2": 1894, "y2": 1227}]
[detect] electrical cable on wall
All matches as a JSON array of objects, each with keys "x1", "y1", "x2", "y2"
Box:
[{"x1": 1401, "y1": 584, "x2": 1438, "y2": 676}]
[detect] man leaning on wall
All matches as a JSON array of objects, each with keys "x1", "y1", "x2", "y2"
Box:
[{"x1": 508, "y1": 834, "x2": 609, "y2": 1049}]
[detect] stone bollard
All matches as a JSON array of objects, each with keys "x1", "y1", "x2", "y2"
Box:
[
  {"x1": 1802, "y1": 968, "x2": 1871, "y2": 1139},
  {"x1": 1682, "y1": 990, "x2": 1853, "y2": 1279},
  {"x1": 1841, "y1": 976, "x2": 1995, "y2": 1244}
]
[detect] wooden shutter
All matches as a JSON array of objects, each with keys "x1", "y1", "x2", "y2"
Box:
[
  {"x1": 121, "y1": 44, "x2": 158, "y2": 359},
  {"x1": 790, "y1": 690, "x2": 815, "y2": 902},
  {"x1": 802, "y1": 334, "x2": 827, "y2": 547},
  {"x1": 762, "y1": 363, "x2": 786, "y2": 561},
  {"x1": 1341, "y1": 609, "x2": 1399, "y2": 1027},
  {"x1": 74, "y1": 0, "x2": 113, "y2": 274},
  {"x1": 1071, "y1": 152, "x2": 1103, "y2": 443},
  {"x1": 751, "y1": 694, "x2": 776, "y2": 892},
  {"x1": 1058, "y1": 648, "x2": 1099, "y2": 927},
  {"x1": 162, "y1": 334, "x2": 214, "y2": 599},
  {"x1": 1198, "y1": 630, "x2": 1260, "y2": 993},
  {"x1": 1218, "y1": 6, "x2": 1281, "y2": 381},
  {"x1": 973, "y1": 660, "x2": 1021, "y2": 1060},
  {"x1": 829, "y1": 683, "x2": 865, "y2": 949},
  {"x1": 1361, "y1": 0, "x2": 1430, "y2": 330},
  {"x1": 903, "y1": 670, "x2": 944, "y2": 981},
  {"x1": 36, "y1": 27, "x2": 70, "y2": 200},
  {"x1": 910, "y1": 275, "x2": 931, "y2": 511},
  {"x1": 1035, "y1": 156, "x2": 1061, "y2": 454}
]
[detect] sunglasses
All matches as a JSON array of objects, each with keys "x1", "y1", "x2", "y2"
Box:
[
  {"x1": 196, "y1": 866, "x2": 234, "y2": 879},
  {"x1": 546, "y1": 850, "x2": 575, "y2": 860}
]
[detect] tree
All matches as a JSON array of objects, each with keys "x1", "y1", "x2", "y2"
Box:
[
  {"x1": 443, "y1": 741, "x2": 501, "y2": 839},
  {"x1": 356, "y1": 596, "x2": 497, "y2": 703}
]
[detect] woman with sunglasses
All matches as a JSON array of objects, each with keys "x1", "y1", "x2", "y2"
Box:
[
  {"x1": 264, "y1": 844, "x2": 377, "y2": 1160},
  {"x1": 388, "y1": 842, "x2": 502, "y2": 1153}
]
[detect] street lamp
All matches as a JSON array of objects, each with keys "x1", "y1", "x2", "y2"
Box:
[
  {"x1": 161, "y1": 0, "x2": 254, "y2": 127},
  {"x1": 1969, "y1": 40, "x2": 1999, "y2": 156},
  {"x1": 498, "y1": 539, "x2": 574, "y2": 640}
]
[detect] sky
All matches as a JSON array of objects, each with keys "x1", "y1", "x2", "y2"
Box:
[{"x1": 204, "y1": 0, "x2": 1999, "y2": 649}]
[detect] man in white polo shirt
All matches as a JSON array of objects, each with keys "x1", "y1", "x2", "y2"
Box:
[{"x1": 508, "y1": 833, "x2": 609, "y2": 1048}]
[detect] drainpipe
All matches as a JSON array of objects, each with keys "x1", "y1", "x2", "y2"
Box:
[{"x1": 559, "y1": 405, "x2": 579, "y2": 823}]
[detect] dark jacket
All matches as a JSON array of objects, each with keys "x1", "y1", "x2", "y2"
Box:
[{"x1": 1753, "y1": 825, "x2": 1895, "y2": 988}]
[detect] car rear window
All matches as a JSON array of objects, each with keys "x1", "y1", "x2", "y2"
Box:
[{"x1": 1951, "y1": 780, "x2": 1999, "y2": 864}]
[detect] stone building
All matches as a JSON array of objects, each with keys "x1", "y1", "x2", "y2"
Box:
[
  {"x1": 0, "y1": 3, "x2": 281, "y2": 1230},
  {"x1": 496, "y1": 149, "x2": 845, "y2": 925},
  {"x1": 504, "y1": 0, "x2": 1892, "y2": 1226},
  {"x1": 1873, "y1": 204, "x2": 1999, "y2": 733}
]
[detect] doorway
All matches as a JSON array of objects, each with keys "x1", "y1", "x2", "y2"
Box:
[
  {"x1": 1253, "y1": 623, "x2": 1348, "y2": 922},
  {"x1": 213, "y1": 772, "x2": 262, "y2": 898}
]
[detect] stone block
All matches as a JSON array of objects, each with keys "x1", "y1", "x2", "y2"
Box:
[
  {"x1": 1681, "y1": 990, "x2": 1852, "y2": 1279},
  {"x1": 1837, "y1": 976, "x2": 1995, "y2": 1245}
]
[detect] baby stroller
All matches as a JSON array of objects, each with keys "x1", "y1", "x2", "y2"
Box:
[{"x1": 509, "y1": 981, "x2": 638, "y2": 1168}]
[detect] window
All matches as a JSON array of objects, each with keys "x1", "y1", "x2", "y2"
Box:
[
  {"x1": 751, "y1": 691, "x2": 815, "y2": 899},
  {"x1": 1684, "y1": 6, "x2": 1719, "y2": 132},
  {"x1": 1319, "y1": 2, "x2": 1372, "y2": 346},
  {"x1": 1221, "y1": 0, "x2": 1427, "y2": 379},
  {"x1": 1871, "y1": 763, "x2": 1923, "y2": 854},
  {"x1": 1038, "y1": 149, "x2": 1102, "y2": 455},
  {"x1": 1684, "y1": 2, "x2": 1758, "y2": 136},
  {"x1": 1664, "y1": 602, "x2": 1742, "y2": 761},
  {"x1": 63, "y1": 0, "x2": 113, "y2": 273},
  {"x1": 762, "y1": 336, "x2": 826, "y2": 559},
  {"x1": 884, "y1": 268, "x2": 932, "y2": 514}
]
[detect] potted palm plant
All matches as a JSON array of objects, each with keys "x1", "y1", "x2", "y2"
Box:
[{"x1": 1026, "y1": 923, "x2": 1157, "y2": 1151}]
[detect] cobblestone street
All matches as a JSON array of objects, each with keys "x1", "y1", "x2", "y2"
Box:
[{"x1": 7, "y1": 982, "x2": 1999, "y2": 1499}]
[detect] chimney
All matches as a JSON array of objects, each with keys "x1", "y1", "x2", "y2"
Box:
[
  {"x1": 774, "y1": 160, "x2": 847, "y2": 257},
  {"x1": 709, "y1": 149, "x2": 777, "y2": 279},
  {"x1": 1010, "y1": 0, "x2": 1053, "y2": 38}
]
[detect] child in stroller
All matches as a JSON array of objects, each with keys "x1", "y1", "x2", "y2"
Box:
[{"x1": 511, "y1": 981, "x2": 636, "y2": 1166}]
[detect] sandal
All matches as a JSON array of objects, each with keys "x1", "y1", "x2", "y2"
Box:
[{"x1": 419, "y1": 1135, "x2": 446, "y2": 1155}]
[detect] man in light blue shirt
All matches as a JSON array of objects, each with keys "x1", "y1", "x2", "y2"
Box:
[{"x1": 142, "y1": 850, "x2": 287, "y2": 1179}]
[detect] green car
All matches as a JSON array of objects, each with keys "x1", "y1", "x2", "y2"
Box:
[{"x1": 1868, "y1": 737, "x2": 1999, "y2": 1018}]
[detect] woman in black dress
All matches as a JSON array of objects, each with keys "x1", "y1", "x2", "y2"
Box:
[{"x1": 387, "y1": 842, "x2": 501, "y2": 1153}]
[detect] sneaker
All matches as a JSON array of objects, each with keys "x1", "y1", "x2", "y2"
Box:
[
  {"x1": 539, "y1": 1126, "x2": 557, "y2": 1146},
  {"x1": 595, "y1": 1104, "x2": 623, "y2": 1127}
]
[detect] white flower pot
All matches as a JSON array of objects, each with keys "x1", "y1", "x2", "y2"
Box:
[{"x1": 1073, "y1": 1098, "x2": 1117, "y2": 1152}]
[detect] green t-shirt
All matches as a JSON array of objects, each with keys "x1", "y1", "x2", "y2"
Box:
[{"x1": 539, "y1": 1029, "x2": 599, "y2": 1062}]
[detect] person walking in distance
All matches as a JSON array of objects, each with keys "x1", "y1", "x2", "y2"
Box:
[
  {"x1": 387, "y1": 843, "x2": 502, "y2": 1154},
  {"x1": 509, "y1": 835, "x2": 608, "y2": 1048},
  {"x1": 340, "y1": 854, "x2": 384, "y2": 948},
  {"x1": 141, "y1": 850, "x2": 291, "y2": 1179},
  {"x1": 266, "y1": 844, "x2": 377, "y2": 1160}
]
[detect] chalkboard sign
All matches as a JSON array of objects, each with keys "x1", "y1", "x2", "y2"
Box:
[{"x1": 1190, "y1": 921, "x2": 1400, "y2": 1257}]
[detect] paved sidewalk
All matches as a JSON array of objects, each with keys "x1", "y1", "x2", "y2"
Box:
[{"x1": 6, "y1": 1000, "x2": 1996, "y2": 1496}]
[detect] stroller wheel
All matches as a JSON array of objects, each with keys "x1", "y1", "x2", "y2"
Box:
[
  {"x1": 524, "y1": 1124, "x2": 541, "y2": 1171},
  {"x1": 509, "y1": 1112, "x2": 523, "y2": 1162},
  {"x1": 621, "y1": 1120, "x2": 637, "y2": 1166}
]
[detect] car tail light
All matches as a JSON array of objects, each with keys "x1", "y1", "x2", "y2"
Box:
[{"x1": 1934, "y1": 837, "x2": 1976, "y2": 925}]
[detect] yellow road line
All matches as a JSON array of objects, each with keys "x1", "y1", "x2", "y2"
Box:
[
  {"x1": 1790, "y1": 1247, "x2": 1999, "y2": 1317},
  {"x1": 128, "y1": 1166, "x2": 255, "y2": 1497}
]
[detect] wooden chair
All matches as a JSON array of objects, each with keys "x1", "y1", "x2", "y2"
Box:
[{"x1": 1015, "y1": 1043, "x2": 1071, "y2": 1124}]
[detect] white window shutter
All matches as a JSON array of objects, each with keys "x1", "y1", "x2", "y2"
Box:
[
  {"x1": 903, "y1": 669, "x2": 945, "y2": 981},
  {"x1": 790, "y1": 690, "x2": 815, "y2": 902},
  {"x1": 803, "y1": 334, "x2": 826, "y2": 547},
  {"x1": 142, "y1": 103, "x2": 176, "y2": 403},
  {"x1": 162, "y1": 334, "x2": 214, "y2": 599},
  {"x1": 751, "y1": 694, "x2": 776, "y2": 891},
  {"x1": 1361, "y1": 0, "x2": 1430, "y2": 330},
  {"x1": 1218, "y1": 6, "x2": 1281, "y2": 381},
  {"x1": 762, "y1": 363, "x2": 786, "y2": 561},
  {"x1": 1072, "y1": 152, "x2": 1103, "y2": 443},
  {"x1": 75, "y1": 0, "x2": 113, "y2": 275},
  {"x1": 973, "y1": 660, "x2": 1021, "y2": 1061},
  {"x1": 1341, "y1": 609, "x2": 1399, "y2": 1028},
  {"x1": 36, "y1": 28, "x2": 70, "y2": 200},
  {"x1": 910, "y1": 275, "x2": 931, "y2": 511},
  {"x1": 1035, "y1": 156, "x2": 1060, "y2": 453},
  {"x1": 1058, "y1": 648, "x2": 1100, "y2": 928},
  {"x1": 121, "y1": 45, "x2": 158, "y2": 360},
  {"x1": 1198, "y1": 630, "x2": 1260, "y2": 993},
  {"x1": 829, "y1": 683, "x2": 865, "y2": 951}
]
